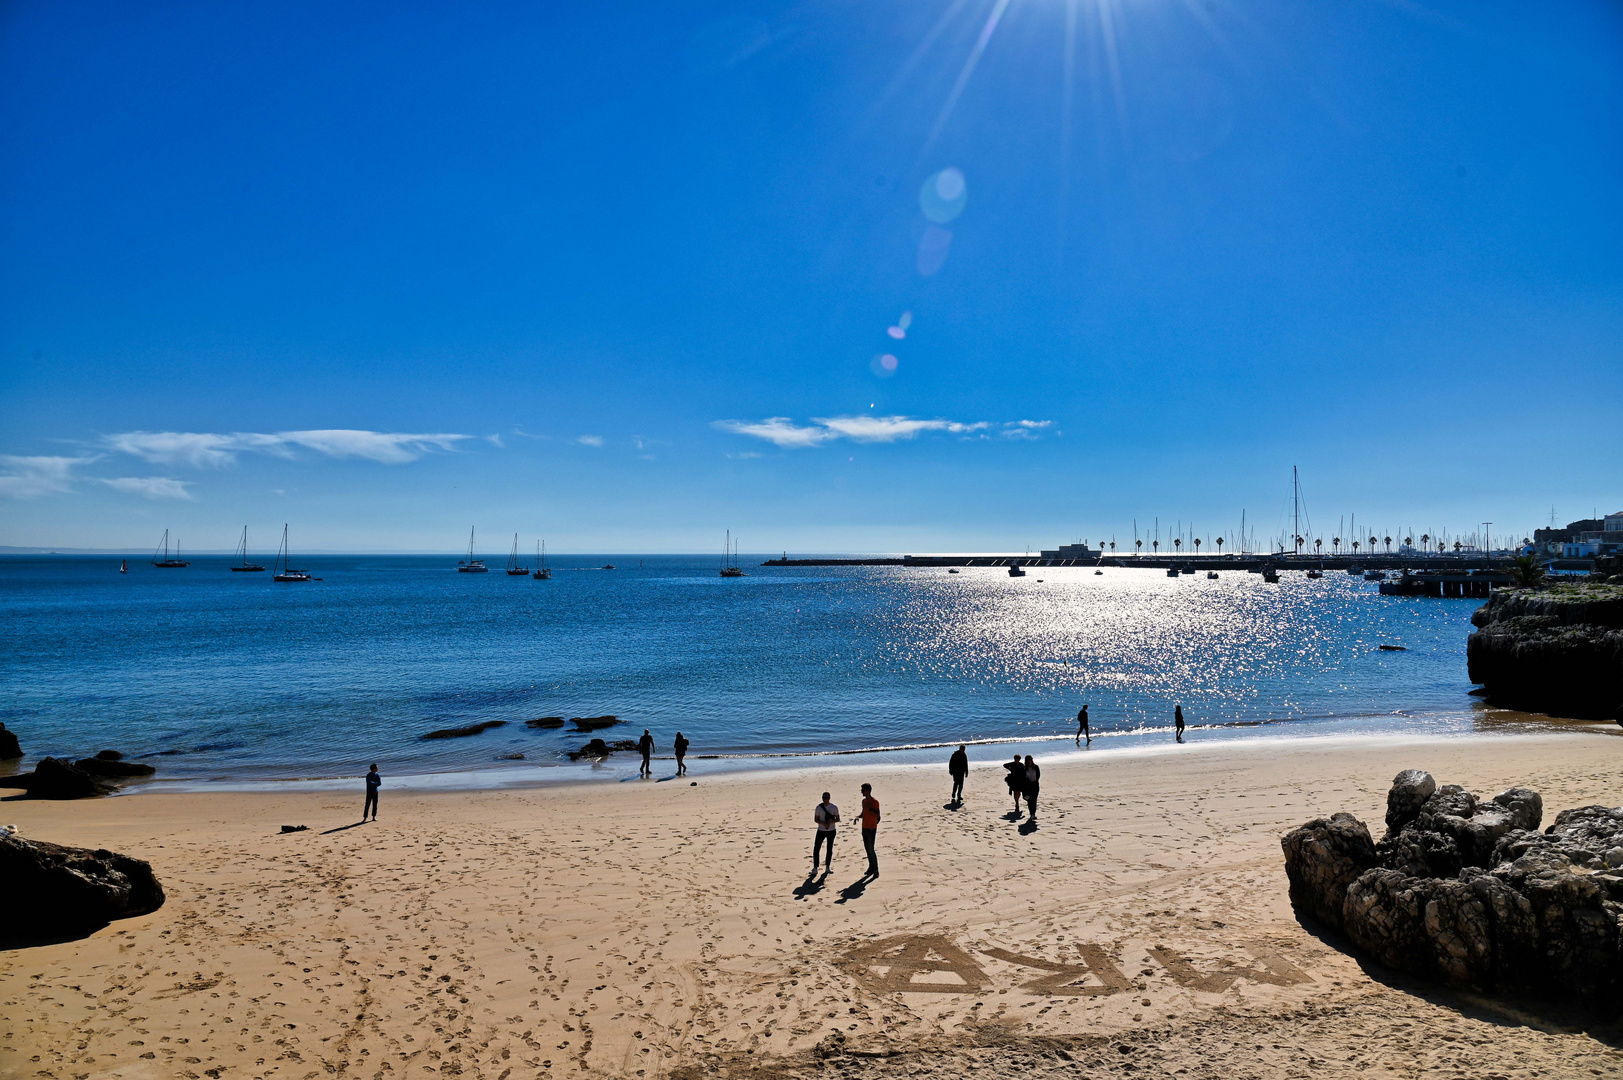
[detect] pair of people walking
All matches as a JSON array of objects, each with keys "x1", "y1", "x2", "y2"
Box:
[
  {"x1": 1003, "y1": 754, "x2": 1041, "y2": 820},
  {"x1": 810, "y1": 784, "x2": 880, "y2": 878},
  {"x1": 634, "y1": 729, "x2": 693, "y2": 777}
]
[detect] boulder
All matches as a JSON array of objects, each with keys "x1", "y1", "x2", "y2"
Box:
[
  {"x1": 0, "y1": 832, "x2": 165, "y2": 937},
  {"x1": 1466, "y1": 584, "x2": 1623, "y2": 720},
  {"x1": 0, "y1": 756, "x2": 116, "y2": 799},
  {"x1": 95, "y1": 750, "x2": 124, "y2": 761},
  {"x1": 526, "y1": 717, "x2": 566, "y2": 728},
  {"x1": 568, "y1": 738, "x2": 612, "y2": 761},
  {"x1": 420, "y1": 720, "x2": 508, "y2": 740},
  {"x1": 0, "y1": 722, "x2": 20, "y2": 760},
  {"x1": 1384, "y1": 769, "x2": 1436, "y2": 833},
  {"x1": 1283, "y1": 770, "x2": 1623, "y2": 1006},
  {"x1": 1280, "y1": 813, "x2": 1375, "y2": 929}
]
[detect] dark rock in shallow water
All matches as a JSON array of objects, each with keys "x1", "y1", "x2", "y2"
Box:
[
  {"x1": 0, "y1": 723, "x2": 20, "y2": 760},
  {"x1": 0, "y1": 756, "x2": 117, "y2": 799},
  {"x1": 0, "y1": 831, "x2": 165, "y2": 937},
  {"x1": 95, "y1": 749, "x2": 124, "y2": 761},
  {"x1": 497, "y1": 752, "x2": 525, "y2": 760},
  {"x1": 525, "y1": 717, "x2": 566, "y2": 729},
  {"x1": 570, "y1": 716, "x2": 620, "y2": 731},
  {"x1": 420, "y1": 721, "x2": 509, "y2": 740},
  {"x1": 1282, "y1": 769, "x2": 1623, "y2": 1006},
  {"x1": 569, "y1": 738, "x2": 612, "y2": 760},
  {"x1": 75, "y1": 757, "x2": 156, "y2": 778},
  {"x1": 1467, "y1": 585, "x2": 1623, "y2": 720}
]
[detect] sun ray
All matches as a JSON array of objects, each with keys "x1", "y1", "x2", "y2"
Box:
[
  {"x1": 854, "y1": 0, "x2": 974, "y2": 138},
  {"x1": 1096, "y1": 0, "x2": 1130, "y2": 145},
  {"x1": 1058, "y1": 0, "x2": 1078, "y2": 266},
  {"x1": 921, "y1": 0, "x2": 1014, "y2": 158}
]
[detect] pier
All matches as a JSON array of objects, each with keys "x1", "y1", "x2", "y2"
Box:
[{"x1": 761, "y1": 553, "x2": 1514, "y2": 573}]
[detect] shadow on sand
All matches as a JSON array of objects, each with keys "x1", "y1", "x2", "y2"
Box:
[{"x1": 320, "y1": 821, "x2": 369, "y2": 835}]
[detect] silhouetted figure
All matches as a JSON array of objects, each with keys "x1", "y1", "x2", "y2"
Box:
[
  {"x1": 948, "y1": 744, "x2": 969, "y2": 803},
  {"x1": 673, "y1": 731, "x2": 689, "y2": 776},
  {"x1": 637, "y1": 729, "x2": 655, "y2": 777},
  {"x1": 1174, "y1": 705, "x2": 1185, "y2": 743},
  {"x1": 1076, "y1": 705, "x2": 1090, "y2": 746},
  {"x1": 1004, "y1": 754, "x2": 1025, "y2": 815},
  {"x1": 363, "y1": 763, "x2": 380, "y2": 822},
  {"x1": 812, "y1": 792, "x2": 839, "y2": 871},
  {"x1": 859, "y1": 783, "x2": 881, "y2": 878},
  {"x1": 1023, "y1": 755, "x2": 1041, "y2": 820}
]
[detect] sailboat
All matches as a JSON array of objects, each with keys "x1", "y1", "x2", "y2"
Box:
[
  {"x1": 457, "y1": 528, "x2": 488, "y2": 572},
  {"x1": 532, "y1": 540, "x2": 551, "y2": 579},
  {"x1": 119, "y1": 559, "x2": 128, "y2": 574},
  {"x1": 506, "y1": 533, "x2": 529, "y2": 576},
  {"x1": 151, "y1": 529, "x2": 189, "y2": 568},
  {"x1": 719, "y1": 530, "x2": 744, "y2": 577},
  {"x1": 272, "y1": 524, "x2": 311, "y2": 582},
  {"x1": 231, "y1": 526, "x2": 266, "y2": 571}
]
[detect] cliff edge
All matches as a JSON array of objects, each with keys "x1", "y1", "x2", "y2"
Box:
[{"x1": 1467, "y1": 583, "x2": 1623, "y2": 722}]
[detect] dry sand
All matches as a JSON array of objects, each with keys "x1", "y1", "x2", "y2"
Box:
[{"x1": 4, "y1": 732, "x2": 1623, "y2": 1080}]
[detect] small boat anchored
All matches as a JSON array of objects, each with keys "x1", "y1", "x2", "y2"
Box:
[
  {"x1": 272, "y1": 524, "x2": 311, "y2": 582},
  {"x1": 506, "y1": 533, "x2": 529, "y2": 576},
  {"x1": 1008, "y1": 562, "x2": 1027, "y2": 577},
  {"x1": 720, "y1": 530, "x2": 744, "y2": 577},
  {"x1": 151, "y1": 529, "x2": 189, "y2": 568},
  {"x1": 119, "y1": 559, "x2": 128, "y2": 574},
  {"x1": 458, "y1": 528, "x2": 488, "y2": 572},
  {"x1": 231, "y1": 526, "x2": 266, "y2": 572},
  {"x1": 532, "y1": 540, "x2": 551, "y2": 579}
]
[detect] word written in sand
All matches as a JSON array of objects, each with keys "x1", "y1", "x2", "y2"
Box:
[{"x1": 840, "y1": 936, "x2": 1311, "y2": 997}]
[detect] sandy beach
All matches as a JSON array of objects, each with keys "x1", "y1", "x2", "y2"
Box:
[{"x1": 4, "y1": 731, "x2": 1622, "y2": 1080}]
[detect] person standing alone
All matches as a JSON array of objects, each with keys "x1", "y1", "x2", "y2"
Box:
[
  {"x1": 948, "y1": 744, "x2": 969, "y2": 804},
  {"x1": 859, "y1": 783, "x2": 881, "y2": 878},
  {"x1": 363, "y1": 763, "x2": 381, "y2": 822},
  {"x1": 638, "y1": 729, "x2": 655, "y2": 777},
  {"x1": 1174, "y1": 705, "x2": 1185, "y2": 743},
  {"x1": 1076, "y1": 704, "x2": 1090, "y2": 746},
  {"x1": 812, "y1": 792, "x2": 839, "y2": 872},
  {"x1": 673, "y1": 731, "x2": 689, "y2": 776}
]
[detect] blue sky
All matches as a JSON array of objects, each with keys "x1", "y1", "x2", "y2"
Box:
[{"x1": 1, "y1": 0, "x2": 1619, "y2": 553}]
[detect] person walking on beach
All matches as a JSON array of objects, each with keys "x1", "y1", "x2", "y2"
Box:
[
  {"x1": 859, "y1": 783, "x2": 881, "y2": 878},
  {"x1": 1023, "y1": 755, "x2": 1041, "y2": 821},
  {"x1": 1004, "y1": 754, "x2": 1026, "y2": 815},
  {"x1": 1174, "y1": 705, "x2": 1185, "y2": 743},
  {"x1": 638, "y1": 729, "x2": 655, "y2": 777},
  {"x1": 812, "y1": 792, "x2": 839, "y2": 872},
  {"x1": 948, "y1": 744, "x2": 969, "y2": 803},
  {"x1": 673, "y1": 731, "x2": 689, "y2": 776},
  {"x1": 1076, "y1": 704, "x2": 1090, "y2": 746},
  {"x1": 363, "y1": 763, "x2": 381, "y2": 822}
]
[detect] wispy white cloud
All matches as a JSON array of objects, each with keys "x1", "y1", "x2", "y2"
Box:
[
  {"x1": 576, "y1": 435, "x2": 605, "y2": 447},
  {"x1": 715, "y1": 415, "x2": 1047, "y2": 449},
  {"x1": 104, "y1": 429, "x2": 471, "y2": 467},
  {"x1": 100, "y1": 476, "x2": 195, "y2": 500},
  {"x1": 711, "y1": 417, "x2": 835, "y2": 449},
  {"x1": 0, "y1": 455, "x2": 98, "y2": 498}
]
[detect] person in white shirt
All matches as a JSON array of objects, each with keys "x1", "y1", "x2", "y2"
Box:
[{"x1": 811, "y1": 792, "x2": 839, "y2": 872}]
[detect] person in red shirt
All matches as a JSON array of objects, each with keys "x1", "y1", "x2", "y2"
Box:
[{"x1": 859, "y1": 783, "x2": 881, "y2": 879}]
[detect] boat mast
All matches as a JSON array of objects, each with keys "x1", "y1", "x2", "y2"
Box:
[{"x1": 1293, "y1": 466, "x2": 1299, "y2": 555}]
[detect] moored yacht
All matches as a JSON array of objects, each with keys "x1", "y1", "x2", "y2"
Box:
[{"x1": 458, "y1": 528, "x2": 488, "y2": 572}]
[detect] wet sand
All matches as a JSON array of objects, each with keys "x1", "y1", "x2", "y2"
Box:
[{"x1": 4, "y1": 732, "x2": 1622, "y2": 1080}]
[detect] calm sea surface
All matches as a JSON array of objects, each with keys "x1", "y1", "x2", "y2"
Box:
[{"x1": 0, "y1": 554, "x2": 1521, "y2": 786}]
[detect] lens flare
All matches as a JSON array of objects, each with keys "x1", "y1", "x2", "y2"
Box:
[
  {"x1": 917, "y1": 226, "x2": 953, "y2": 276},
  {"x1": 919, "y1": 167, "x2": 967, "y2": 223},
  {"x1": 870, "y1": 353, "x2": 899, "y2": 378}
]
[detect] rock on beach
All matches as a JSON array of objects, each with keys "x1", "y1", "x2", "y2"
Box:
[{"x1": 0, "y1": 831, "x2": 165, "y2": 937}]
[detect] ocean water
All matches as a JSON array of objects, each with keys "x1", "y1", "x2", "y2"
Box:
[{"x1": 0, "y1": 554, "x2": 1514, "y2": 786}]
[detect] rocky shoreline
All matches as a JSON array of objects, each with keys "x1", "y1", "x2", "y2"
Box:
[
  {"x1": 1282, "y1": 769, "x2": 1623, "y2": 1006},
  {"x1": 1467, "y1": 582, "x2": 1623, "y2": 722}
]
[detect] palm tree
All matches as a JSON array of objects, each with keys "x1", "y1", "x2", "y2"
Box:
[
  {"x1": 1216, "y1": 537, "x2": 1224, "y2": 555},
  {"x1": 1314, "y1": 538, "x2": 1322, "y2": 556},
  {"x1": 1152, "y1": 540, "x2": 1159, "y2": 555},
  {"x1": 1194, "y1": 538, "x2": 1202, "y2": 555},
  {"x1": 1404, "y1": 535, "x2": 1413, "y2": 552},
  {"x1": 1453, "y1": 540, "x2": 1463, "y2": 553},
  {"x1": 1505, "y1": 553, "x2": 1546, "y2": 588},
  {"x1": 1136, "y1": 539, "x2": 1143, "y2": 554},
  {"x1": 1333, "y1": 536, "x2": 1340, "y2": 554},
  {"x1": 1384, "y1": 535, "x2": 1392, "y2": 554},
  {"x1": 1174, "y1": 538, "x2": 1182, "y2": 555},
  {"x1": 1352, "y1": 540, "x2": 1360, "y2": 555},
  {"x1": 1369, "y1": 536, "x2": 1378, "y2": 555},
  {"x1": 1109, "y1": 541, "x2": 1116, "y2": 552},
  {"x1": 1420, "y1": 533, "x2": 1429, "y2": 551}
]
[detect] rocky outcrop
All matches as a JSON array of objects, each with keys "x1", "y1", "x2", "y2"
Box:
[
  {"x1": 570, "y1": 716, "x2": 621, "y2": 731},
  {"x1": 1467, "y1": 584, "x2": 1623, "y2": 722},
  {"x1": 421, "y1": 720, "x2": 509, "y2": 739},
  {"x1": 0, "y1": 831, "x2": 165, "y2": 937},
  {"x1": 526, "y1": 717, "x2": 566, "y2": 728},
  {"x1": 567, "y1": 738, "x2": 639, "y2": 761},
  {"x1": 1282, "y1": 770, "x2": 1622, "y2": 1005},
  {"x1": 0, "y1": 756, "x2": 117, "y2": 799},
  {"x1": 74, "y1": 752, "x2": 157, "y2": 778},
  {"x1": 0, "y1": 722, "x2": 20, "y2": 759}
]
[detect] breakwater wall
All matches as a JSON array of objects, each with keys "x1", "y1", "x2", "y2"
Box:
[{"x1": 762, "y1": 555, "x2": 1511, "y2": 571}]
